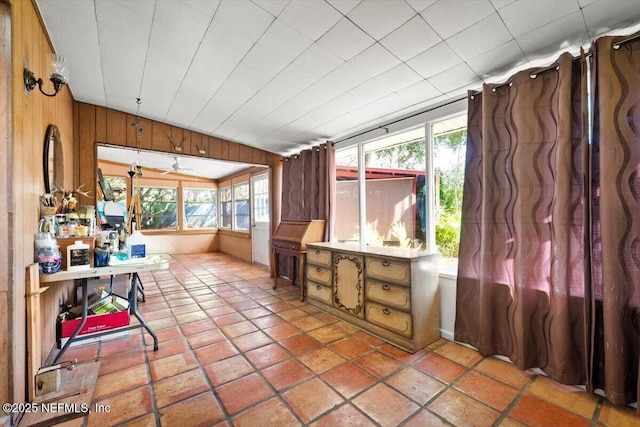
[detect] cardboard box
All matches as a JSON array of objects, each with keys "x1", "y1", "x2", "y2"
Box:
[{"x1": 60, "y1": 309, "x2": 129, "y2": 338}]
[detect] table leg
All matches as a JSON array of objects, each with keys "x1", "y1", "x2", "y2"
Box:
[
  {"x1": 272, "y1": 248, "x2": 279, "y2": 290},
  {"x1": 298, "y1": 254, "x2": 305, "y2": 302},
  {"x1": 130, "y1": 273, "x2": 158, "y2": 351},
  {"x1": 53, "y1": 278, "x2": 88, "y2": 365}
]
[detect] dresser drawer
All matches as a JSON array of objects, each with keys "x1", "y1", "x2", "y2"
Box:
[
  {"x1": 365, "y1": 279, "x2": 410, "y2": 311},
  {"x1": 307, "y1": 264, "x2": 331, "y2": 285},
  {"x1": 307, "y1": 281, "x2": 332, "y2": 304},
  {"x1": 366, "y1": 302, "x2": 412, "y2": 338},
  {"x1": 272, "y1": 239, "x2": 300, "y2": 251},
  {"x1": 307, "y1": 247, "x2": 332, "y2": 267},
  {"x1": 365, "y1": 257, "x2": 410, "y2": 286}
]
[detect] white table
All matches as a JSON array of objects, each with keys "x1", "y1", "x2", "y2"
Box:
[{"x1": 40, "y1": 258, "x2": 169, "y2": 364}]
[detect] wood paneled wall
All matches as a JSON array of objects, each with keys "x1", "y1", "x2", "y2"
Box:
[
  {"x1": 4, "y1": 1, "x2": 284, "y2": 408},
  {"x1": 8, "y1": 0, "x2": 76, "y2": 405}
]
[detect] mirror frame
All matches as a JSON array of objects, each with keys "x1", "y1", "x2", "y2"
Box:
[{"x1": 43, "y1": 124, "x2": 64, "y2": 194}]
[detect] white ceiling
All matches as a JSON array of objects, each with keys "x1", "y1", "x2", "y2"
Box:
[
  {"x1": 97, "y1": 145, "x2": 258, "y2": 179},
  {"x1": 36, "y1": 0, "x2": 640, "y2": 155}
]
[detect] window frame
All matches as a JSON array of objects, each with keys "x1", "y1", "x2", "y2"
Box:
[
  {"x1": 183, "y1": 187, "x2": 218, "y2": 230},
  {"x1": 232, "y1": 182, "x2": 250, "y2": 232},
  {"x1": 135, "y1": 184, "x2": 179, "y2": 232},
  {"x1": 219, "y1": 186, "x2": 232, "y2": 230},
  {"x1": 333, "y1": 100, "x2": 467, "y2": 276}
]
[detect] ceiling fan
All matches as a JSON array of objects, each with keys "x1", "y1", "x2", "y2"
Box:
[{"x1": 161, "y1": 156, "x2": 193, "y2": 175}]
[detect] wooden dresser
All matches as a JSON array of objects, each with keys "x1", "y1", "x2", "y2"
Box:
[
  {"x1": 306, "y1": 242, "x2": 439, "y2": 352},
  {"x1": 272, "y1": 220, "x2": 326, "y2": 301}
]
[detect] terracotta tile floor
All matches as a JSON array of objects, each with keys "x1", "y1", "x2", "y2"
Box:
[{"x1": 49, "y1": 253, "x2": 639, "y2": 427}]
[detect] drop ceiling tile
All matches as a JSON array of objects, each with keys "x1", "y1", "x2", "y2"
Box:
[
  {"x1": 167, "y1": 83, "x2": 211, "y2": 127},
  {"x1": 149, "y1": 23, "x2": 201, "y2": 62},
  {"x1": 214, "y1": 0, "x2": 275, "y2": 42},
  {"x1": 154, "y1": 0, "x2": 212, "y2": 38},
  {"x1": 242, "y1": 45, "x2": 289, "y2": 79},
  {"x1": 38, "y1": 0, "x2": 97, "y2": 20},
  {"x1": 294, "y1": 44, "x2": 344, "y2": 77},
  {"x1": 396, "y1": 80, "x2": 442, "y2": 106},
  {"x1": 192, "y1": 95, "x2": 240, "y2": 132},
  {"x1": 499, "y1": 0, "x2": 579, "y2": 38},
  {"x1": 374, "y1": 63, "x2": 424, "y2": 92},
  {"x1": 348, "y1": 93, "x2": 407, "y2": 124},
  {"x1": 380, "y1": 15, "x2": 441, "y2": 61},
  {"x1": 220, "y1": 63, "x2": 273, "y2": 103},
  {"x1": 215, "y1": 110, "x2": 259, "y2": 138},
  {"x1": 347, "y1": 0, "x2": 417, "y2": 40},
  {"x1": 343, "y1": 79, "x2": 393, "y2": 111},
  {"x1": 278, "y1": 0, "x2": 343, "y2": 40},
  {"x1": 490, "y1": 0, "x2": 516, "y2": 10},
  {"x1": 277, "y1": 62, "x2": 321, "y2": 90},
  {"x1": 258, "y1": 20, "x2": 314, "y2": 61},
  {"x1": 246, "y1": 78, "x2": 299, "y2": 111},
  {"x1": 327, "y1": 0, "x2": 362, "y2": 15},
  {"x1": 317, "y1": 18, "x2": 375, "y2": 61},
  {"x1": 582, "y1": 0, "x2": 640, "y2": 36},
  {"x1": 323, "y1": 62, "x2": 371, "y2": 92},
  {"x1": 350, "y1": 43, "x2": 402, "y2": 78},
  {"x1": 407, "y1": 42, "x2": 462, "y2": 79},
  {"x1": 467, "y1": 40, "x2": 527, "y2": 81},
  {"x1": 406, "y1": 0, "x2": 438, "y2": 13},
  {"x1": 113, "y1": 0, "x2": 155, "y2": 18},
  {"x1": 316, "y1": 112, "x2": 358, "y2": 138},
  {"x1": 446, "y1": 13, "x2": 513, "y2": 61},
  {"x1": 183, "y1": 0, "x2": 221, "y2": 16},
  {"x1": 252, "y1": 0, "x2": 289, "y2": 16},
  {"x1": 95, "y1": 0, "x2": 152, "y2": 41},
  {"x1": 427, "y1": 63, "x2": 481, "y2": 94},
  {"x1": 516, "y1": 11, "x2": 589, "y2": 62},
  {"x1": 421, "y1": 0, "x2": 494, "y2": 39}
]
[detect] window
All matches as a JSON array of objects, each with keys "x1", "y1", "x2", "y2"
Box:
[
  {"x1": 137, "y1": 186, "x2": 178, "y2": 231},
  {"x1": 219, "y1": 187, "x2": 232, "y2": 229},
  {"x1": 233, "y1": 182, "x2": 250, "y2": 231},
  {"x1": 252, "y1": 174, "x2": 269, "y2": 222},
  {"x1": 184, "y1": 188, "x2": 217, "y2": 229},
  {"x1": 334, "y1": 112, "x2": 467, "y2": 273},
  {"x1": 432, "y1": 116, "x2": 467, "y2": 272},
  {"x1": 335, "y1": 127, "x2": 425, "y2": 248}
]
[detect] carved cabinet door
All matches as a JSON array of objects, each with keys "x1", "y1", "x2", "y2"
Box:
[{"x1": 333, "y1": 253, "x2": 365, "y2": 319}]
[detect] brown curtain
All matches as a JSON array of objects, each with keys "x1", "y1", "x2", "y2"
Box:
[
  {"x1": 589, "y1": 31, "x2": 640, "y2": 409},
  {"x1": 281, "y1": 142, "x2": 335, "y2": 239},
  {"x1": 455, "y1": 52, "x2": 588, "y2": 384},
  {"x1": 279, "y1": 142, "x2": 335, "y2": 280}
]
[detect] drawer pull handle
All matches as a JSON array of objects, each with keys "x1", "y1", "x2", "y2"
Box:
[
  {"x1": 382, "y1": 283, "x2": 391, "y2": 290},
  {"x1": 316, "y1": 285, "x2": 322, "y2": 290},
  {"x1": 316, "y1": 249, "x2": 321, "y2": 254},
  {"x1": 383, "y1": 307, "x2": 391, "y2": 315},
  {"x1": 316, "y1": 267, "x2": 321, "y2": 272},
  {"x1": 381, "y1": 260, "x2": 390, "y2": 266}
]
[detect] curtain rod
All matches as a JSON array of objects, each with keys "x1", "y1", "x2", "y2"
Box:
[
  {"x1": 482, "y1": 33, "x2": 639, "y2": 94},
  {"x1": 334, "y1": 96, "x2": 466, "y2": 144}
]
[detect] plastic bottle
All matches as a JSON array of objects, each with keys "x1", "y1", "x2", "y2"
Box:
[
  {"x1": 126, "y1": 225, "x2": 146, "y2": 259},
  {"x1": 67, "y1": 240, "x2": 91, "y2": 271}
]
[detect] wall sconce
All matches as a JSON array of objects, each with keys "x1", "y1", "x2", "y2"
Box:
[{"x1": 24, "y1": 53, "x2": 69, "y2": 97}]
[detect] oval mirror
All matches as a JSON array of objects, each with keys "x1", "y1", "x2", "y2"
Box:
[{"x1": 43, "y1": 124, "x2": 64, "y2": 193}]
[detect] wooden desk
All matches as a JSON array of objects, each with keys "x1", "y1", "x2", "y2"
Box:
[
  {"x1": 272, "y1": 220, "x2": 325, "y2": 301},
  {"x1": 40, "y1": 258, "x2": 169, "y2": 365}
]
